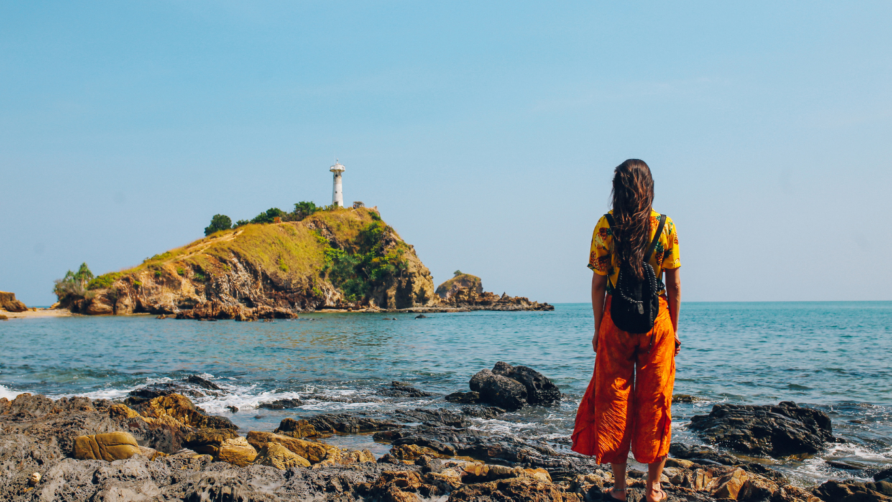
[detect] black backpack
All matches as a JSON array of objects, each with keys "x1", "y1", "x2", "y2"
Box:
[{"x1": 604, "y1": 213, "x2": 666, "y2": 335}]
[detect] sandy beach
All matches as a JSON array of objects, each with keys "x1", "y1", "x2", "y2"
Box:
[{"x1": 0, "y1": 308, "x2": 72, "y2": 320}]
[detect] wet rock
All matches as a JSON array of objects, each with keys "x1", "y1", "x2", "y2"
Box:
[
  {"x1": 308, "y1": 413, "x2": 401, "y2": 434},
  {"x1": 72, "y1": 432, "x2": 141, "y2": 461},
  {"x1": 876, "y1": 468, "x2": 892, "y2": 482},
  {"x1": 446, "y1": 391, "x2": 481, "y2": 404},
  {"x1": 226, "y1": 405, "x2": 239, "y2": 413},
  {"x1": 813, "y1": 479, "x2": 892, "y2": 502},
  {"x1": 469, "y1": 369, "x2": 528, "y2": 411},
  {"x1": 253, "y1": 442, "x2": 311, "y2": 469},
  {"x1": 377, "y1": 381, "x2": 433, "y2": 398},
  {"x1": 258, "y1": 398, "x2": 303, "y2": 410},
  {"x1": 688, "y1": 401, "x2": 834, "y2": 457},
  {"x1": 492, "y1": 361, "x2": 562, "y2": 406},
  {"x1": 460, "y1": 405, "x2": 506, "y2": 419},
  {"x1": 183, "y1": 374, "x2": 222, "y2": 390}
]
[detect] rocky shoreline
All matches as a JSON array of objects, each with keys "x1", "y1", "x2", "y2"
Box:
[{"x1": 2, "y1": 364, "x2": 889, "y2": 501}]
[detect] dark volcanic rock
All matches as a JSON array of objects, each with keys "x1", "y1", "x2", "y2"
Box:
[
  {"x1": 813, "y1": 479, "x2": 892, "y2": 502},
  {"x1": 492, "y1": 361, "x2": 561, "y2": 406},
  {"x1": 469, "y1": 369, "x2": 528, "y2": 411},
  {"x1": 258, "y1": 398, "x2": 303, "y2": 410},
  {"x1": 376, "y1": 380, "x2": 433, "y2": 398},
  {"x1": 877, "y1": 467, "x2": 892, "y2": 482},
  {"x1": 688, "y1": 401, "x2": 834, "y2": 457},
  {"x1": 184, "y1": 374, "x2": 222, "y2": 390},
  {"x1": 445, "y1": 391, "x2": 481, "y2": 404},
  {"x1": 461, "y1": 405, "x2": 506, "y2": 419}
]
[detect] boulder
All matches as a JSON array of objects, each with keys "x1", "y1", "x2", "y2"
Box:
[
  {"x1": 0, "y1": 291, "x2": 27, "y2": 312},
  {"x1": 253, "y1": 442, "x2": 311, "y2": 469},
  {"x1": 215, "y1": 437, "x2": 258, "y2": 467},
  {"x1": 246, "y1": 431, "x2": 341, "y2": 465},
  {"x1": 274, "y1": 418, "x2": 319, "y2": 438},
  {"x1": 491, "y1": 362, "x2": 561, "y2": 406},
  {"x1": 469, "y1": 369, "x2": 528, "y2": 411},
  {"x1": 877, "y1": 468, "x2": 892, "y2": 483},
  {"x1": 688, "y1": 402, "x2": 834, "y2": 457},
  {"x1": 73, "y1": 432, "x2": 141, "y2": 461}
]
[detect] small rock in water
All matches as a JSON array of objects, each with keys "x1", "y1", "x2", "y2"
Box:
[
  {"x1": 445, "y1": 391, "x2": 481, "y2": 404},
  {"x1": 184, "y1": 374, "x2": 222, "y2": 390},
  {"x1": 876, "y1": 467, "x2": 892, "y2": 482},
  {"x1": 226, "y1": 405, "x2": 239, "y2": 413},
  {"x1": 672, "y1": 394, "x2": 701, "y2": 403},
  {"x1": 376, "y1": 381, "x2": 432, "y2": 398},
  {"x1": 258, "y1": 398, "x2": 303, "y2": 410}
]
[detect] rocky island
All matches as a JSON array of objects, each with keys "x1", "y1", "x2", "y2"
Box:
[{"x1": 49, "y1": 206, "x2": 551, "y2": 319}]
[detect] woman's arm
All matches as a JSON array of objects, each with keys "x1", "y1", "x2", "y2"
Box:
[
  {"x1": 665, "y1": 267, "x2": 682, "y2": 355},
  {"x1": 591, "y1": 273, "x2": 608, "y2": 352}
]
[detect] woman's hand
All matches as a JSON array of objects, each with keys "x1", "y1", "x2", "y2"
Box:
[
  {"x1": 674, "y1": 335, "x2": 681, "y2": 356},
  {"x1": 592, "y1": 332, "x2": 599, "y2": 353}
]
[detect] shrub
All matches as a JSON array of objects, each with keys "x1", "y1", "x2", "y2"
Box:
[
  {"x1": 292, "y1": 201, "x2": 320, "y2": 220},
  {"x1": 205, "y1": 214, "x2": 232, "y2": 236},
  {"x1": 154, "y1": 269, "x2": 163, "y2": 278},
  {"x1": 234, "y1": 219, "x2": 250, "y2": 228},
  {"x1": 194, "y1": 272, "x2": 207, "y2": 282},
  {"x1": 177, "y1": 267, "x2": 185, "y2": 276},
  {"x1": 251, "y1": 208, "x2": 285, "y2": 225},
  {"x1": 454, "y1": 270, "x2": 463, "y2": 277},
  {"x1": 88, "y1": 272, "x2": 123, "y2": 290},
  {"x1": 278, "y1": 257, "x2": 288, "y2": 272}
]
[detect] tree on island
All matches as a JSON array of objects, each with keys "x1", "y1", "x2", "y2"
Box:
[
  {"x1": 53, "y1": 263, "x2": 94, "y2": 300},
  {"x1": 250, "y1": 208, "x2": 286, "y2": 224},
  {"x1": 454, "y1": 270, "x2": 463, "y2": 276},
  {"x1": 204, "y1": 214, "x2": 233, "y2": 236}
]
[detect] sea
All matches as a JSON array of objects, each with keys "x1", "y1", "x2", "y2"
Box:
[{"x1": 1, "y1": 302, "x2": 890, "y2": 486}]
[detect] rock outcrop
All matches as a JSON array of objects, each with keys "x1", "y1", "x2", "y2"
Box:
[
  {"x1": 0, "y1": 291, "x2": 27, "y2": 312},
  {"x1": 688, "y1": 401, "x2": 835, "y2": 457},
  {"x1": 439, "y1": 287, "x2": 555, "y2": 311},
  {"x1": 436, "y1": 273, "x2": 483, "y2": 300},
  {"x1": 0, "y1": 392, "x2": 847, "y2": 501}
]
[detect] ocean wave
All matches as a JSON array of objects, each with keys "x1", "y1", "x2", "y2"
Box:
[{"x1": 0, "y1": 384, "x2": 27, "y2": 400}]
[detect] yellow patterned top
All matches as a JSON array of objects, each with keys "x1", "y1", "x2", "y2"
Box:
[{"x1": 588, "y1": 210, "x2": 680, "y2": 295}]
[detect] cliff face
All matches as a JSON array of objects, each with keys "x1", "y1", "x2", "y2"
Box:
[{"x1": 65, "y1": 208, "x2": 436, "y2": 317}]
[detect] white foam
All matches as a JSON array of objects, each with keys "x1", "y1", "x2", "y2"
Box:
[{"x1": 0, "y1": 384, "x2": 27, "y2": 400}]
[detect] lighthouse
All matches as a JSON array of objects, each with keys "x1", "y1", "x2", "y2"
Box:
[{"x1": 330, "y1": 160, "x2": 345, "y2": 207}]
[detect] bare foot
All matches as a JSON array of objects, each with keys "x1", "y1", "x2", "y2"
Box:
[
  {"x1": 646, "y1": 487, "x2": 666, "y2": 502},
  {"x1": 607, "y1": 486, "x2": 626, "y2": 501}
]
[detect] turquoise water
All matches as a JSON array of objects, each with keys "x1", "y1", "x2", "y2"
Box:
[{"x1": 1, "y1": 302, "x2": 890, "y2": 483}]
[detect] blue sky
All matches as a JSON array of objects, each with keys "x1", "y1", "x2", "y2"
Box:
[{"x1": 2, "y1": 1, "x2": 890, "y2": 305}]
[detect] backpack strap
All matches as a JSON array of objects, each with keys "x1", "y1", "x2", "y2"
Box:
[
  {"x1": 604, "y1": 213, "x2": 615, "y2": 228},
  {"x1": 644, "y1": 214, "x2": 666, "y2": 262}
]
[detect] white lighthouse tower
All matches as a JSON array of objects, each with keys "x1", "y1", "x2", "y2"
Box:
[{"x1": 330, "y1": 159, "x2": 345, "y2": 207}]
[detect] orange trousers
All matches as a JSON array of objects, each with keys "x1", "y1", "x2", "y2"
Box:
[{"x1": 571, "y1": 295, "x2": 675, "y2": 464}]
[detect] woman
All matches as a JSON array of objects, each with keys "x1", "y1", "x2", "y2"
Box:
[{"x1": 572, "y1": 159, "x2": 682, "y2": 502}]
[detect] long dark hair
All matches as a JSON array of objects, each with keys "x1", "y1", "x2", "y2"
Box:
[{"x1": 610, "y1": 159, "x2": 654, "y2": 280}]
